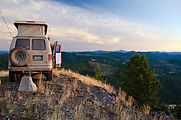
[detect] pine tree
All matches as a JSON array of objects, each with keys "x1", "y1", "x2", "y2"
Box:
[
  {"x1": 94, "y1": 65, "x2": 103, "y2": 81},
  {"x1": 121, "y1": 53, "x2": 161, "y2": 108}
]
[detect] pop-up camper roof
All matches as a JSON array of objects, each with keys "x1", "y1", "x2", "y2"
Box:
[{"x1": 14, "y1": 21, "x2": 48, "y2": 36}]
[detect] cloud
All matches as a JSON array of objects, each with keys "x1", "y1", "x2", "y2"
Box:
[
  {"x1": 109, "y1": 37, "x2": 120, "y2": 44},
  {"x1": 0, "y1": 0, "x2": 181, "y2": 51}
]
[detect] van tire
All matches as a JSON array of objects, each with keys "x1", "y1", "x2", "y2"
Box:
[
  {"x1": 10, "y1": 47, "x2": 29, "y2": 66},
  {"x1": 9, "y1": 71, "x2": 15, "y2": 82},
  {"x1": 46, "y1": 71, "x2": 53, "y2": 81}
]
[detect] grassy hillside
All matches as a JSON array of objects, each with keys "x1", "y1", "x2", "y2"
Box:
[
  {"x1": 1, "y1": 51, "x2": 181, "y2": 104},
  {"x1": 1, "y1": 69, "x2": 171, "y2": 119},
  {"x1": 63, "y1": 60, "x2": 122, "y2": 89}
]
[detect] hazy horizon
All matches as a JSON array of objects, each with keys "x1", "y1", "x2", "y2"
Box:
[
  {"x1": 0, "y1": 0, "x2": 181, "y2": 52},
  {"x1": 1, "y1": 49, "x2": 181, "y2": 53}
]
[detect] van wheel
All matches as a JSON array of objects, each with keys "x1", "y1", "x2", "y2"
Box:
[
  {"x1": 46, "y1": 71, "x2": 53, "y2": 81},
  {"x1": 10, "y1": 47, "x2": 29, "y2": 66},
  {"x1": 9, "y1": 71, "x2": 16, "y2": 82}
]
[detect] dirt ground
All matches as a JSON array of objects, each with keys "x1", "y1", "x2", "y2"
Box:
[
  {"x1": 0, "y1": 71, "x2": 172, "y2": 120},
  {"x1": 0, "y1": 73, "x2": 118, "y2": 120}
]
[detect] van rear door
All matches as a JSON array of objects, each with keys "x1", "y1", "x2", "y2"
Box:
[{"x1": 30, "y1": 39, "x2": 48, "y2": 66}]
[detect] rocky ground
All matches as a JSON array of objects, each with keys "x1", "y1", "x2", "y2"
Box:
[{"x1": 0, "y1": 71, "x2": 173, "y2": 120}]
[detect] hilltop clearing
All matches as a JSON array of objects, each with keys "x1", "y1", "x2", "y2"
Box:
[{"x1": 0, "y1": 69, "x2": 172, "y2": 120}]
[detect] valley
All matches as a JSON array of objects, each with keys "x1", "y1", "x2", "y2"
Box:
[{"x1": 1, "y1": 50, "x2": 181, "y2": 104}]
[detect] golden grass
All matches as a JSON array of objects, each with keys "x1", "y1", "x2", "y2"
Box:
[
  {"x1": 74, "y1": 103, "x2": 86, "y2": 120},
  {"x1": 86, "y1": 85, "x2": 91, "y2": 93},
  {"x1": 126, "y1": 96, "x2": 135, "y2": 107},
  {"x1": 1, "y1": 69, "x2": 115, "y2": 94},
  {"x1": 46, "y1": 84, "x2": 72, "y2": 120},
  {"x1": 0, "y1": 70, "x2": 8, "y2": 77},
  {"x1": 142, "y1": 105, "x2": 151, "y2": 115},
  {"x1": 58, "y1": 68, "x2": 115, "y2": 94},
  {"x1": 52, "y1": 68, "x2": 59, "y2": 77},
  {"x1": 117, "y1": 88, "x2": 135, "y2": 107},
  {"x1": 37, "y1": 73, "x2": 45, "y2": 94},
  {"x1": 117, "y1": 88, "x2": 127, "y2": 103},
  {"x1": 32, "y1": 74, "x2": 46, "y2": 80},
  {"x1": 73, "y1": 79, "x2": 78, "y2": 92},
  {"x1": 58, "y1": 84, "x2": 71, "y2": 106}
]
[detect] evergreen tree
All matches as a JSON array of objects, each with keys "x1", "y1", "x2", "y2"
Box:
[
  {"x1": 94, "y1": 65, "x2": 103, "y2": 81},
  {"x1": 121, "y1": 53, "x2": 161, "y2": 108}
]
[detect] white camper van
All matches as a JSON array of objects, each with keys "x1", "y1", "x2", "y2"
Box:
[{"x1": 8, "y1": 21, "x2": 61, "y2": 81}]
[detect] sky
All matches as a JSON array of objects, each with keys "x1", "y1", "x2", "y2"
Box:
[{"x1": 0, "y1": 0, "x2": 181, "y2": 52}]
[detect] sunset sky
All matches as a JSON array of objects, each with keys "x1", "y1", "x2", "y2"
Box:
[{"x1": 0, "y1": 0, "x2": 181, "y2": 51}]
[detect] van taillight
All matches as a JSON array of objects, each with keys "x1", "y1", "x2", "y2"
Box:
[{"x1": 48, "y1": 54, "x2": 52, "y2": 61}]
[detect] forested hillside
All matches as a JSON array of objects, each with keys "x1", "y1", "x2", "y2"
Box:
[
  {"x1": 0, "y1": 54, "x2": 8, "y2": 71},
  {"x1": 62, "y1": 51, "x2": 181, "y2": 104},
  {"x1": 1, "y1": 51, "x2": 181, "y2": 104}
]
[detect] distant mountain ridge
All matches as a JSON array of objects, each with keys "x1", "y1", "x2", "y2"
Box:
[
  {"x1": 0, "y1": 51, "x2": 8, "y2": 55},
  {"x1": 67, "y1": 50, "x2": 181, "y2": 56},
  {"x1": 70, "y1": 50, "x2": 181, "y2": 61},
  {"x1": 1, "y1": 50, "x2": 181, "y2": 55}
]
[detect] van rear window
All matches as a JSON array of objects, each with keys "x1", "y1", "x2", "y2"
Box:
[
  {"x1": 32, "y1": 39, "x2": 46, "y2": 50},
  {"x1": 15, "y1": 39, "x2": 30, "y2": 50}
]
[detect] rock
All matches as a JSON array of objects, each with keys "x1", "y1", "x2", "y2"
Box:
[
  {"x1": 91, "y1": 86, "x2": 113, "y2": 107},
  {"x1": 18, "y1": 76, "x2": 37, "y2": 92}
]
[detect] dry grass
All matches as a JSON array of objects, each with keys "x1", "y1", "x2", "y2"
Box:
[
  {"x1": 37, "y1": 73, "x2": 54, "y2": 97},
  {"x1": 126, "y1": 96, "x2": 135, "y2": 107},
  {"x1": 47, "y1": 84, "x2": 72, "y2": 120},
  {"x1": 86, "y1": 85, "x2": 91, "y2": 93},
  {"x1": 37, "y1": 73, "x2": 45, "y2": 94},
  {"x1": 58, "y1": 68, "x2": 115, "y2": 94},
  {"x1": 25, "y1": 101, "x2": 38, "y2": 118},
  {"x1": 109, "y1": 99, "x2": 137, "y2": 120},
  {"x1": 0, "y1": 70, "x2": 8, "y2": 77},
  {"x1": 4, "y1": 91, "x2": 11, "y2": 100},
  {"x1": 52, "y1": 68, "x2": 59, "y2": 77},
  {"x1": 74, "y1": 103, "x2": 86, "y2": 120},
  {"x1": 119, "y1": 109, "x2": 132, "y2": 120},
  {"x1": 142, "y1": 105, "x2": 151, "y2": 115},
  {"x1": 32, "y1": 74, "x2": 46, "y2": 80},
  {"x1": 0, "y1": 70, "x2": 169, "y2": 120},
  {"x1": 73, "y1": 79, "x2": 78, "y2": 92},
  {"x1": 58, "y1": 84, "x2": 71, "y2": 106},
  {"x1": 48, "y1": 106, "x2": 62, "y2": 120},
  {"x1": 117, "y1": 88, "x2": 135, "y2": 107},
  {"x1": 0, "y1": 91, "x2": 16, "y2": 116},
  {"x1": 117, "y1": 88, "x2": 127, "y2": 104}
]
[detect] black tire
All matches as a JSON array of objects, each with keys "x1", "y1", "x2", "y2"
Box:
[
  {"x1": 46, "y1": 71, "x2": 53, "y2": 81},
  {"x1": 9, "y1": 71, "x2": 15, "y2": 82},
  {"x1": 9, "y1": 47, "x2": 29, "y2": 66}
]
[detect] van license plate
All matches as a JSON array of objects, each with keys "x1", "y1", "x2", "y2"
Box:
[{"x1": 33, "y1": 55, "x2": 43, "y2": 61}]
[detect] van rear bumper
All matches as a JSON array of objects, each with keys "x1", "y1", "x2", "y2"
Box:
[{"x1": 9, "y1": 65, "x2": 52, "y2": 72}]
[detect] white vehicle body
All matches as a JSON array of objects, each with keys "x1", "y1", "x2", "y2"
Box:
[{"x1": 8, "y1": 21, "x2": 59, "y2": 81}]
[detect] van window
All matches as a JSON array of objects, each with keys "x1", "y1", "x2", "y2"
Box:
[
  {"x1": 15, "y1": 39, "x2": 30, "y2": 50},
  {"x1": 32, "y1": 39, "x2": 46, "y2": 50}
]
